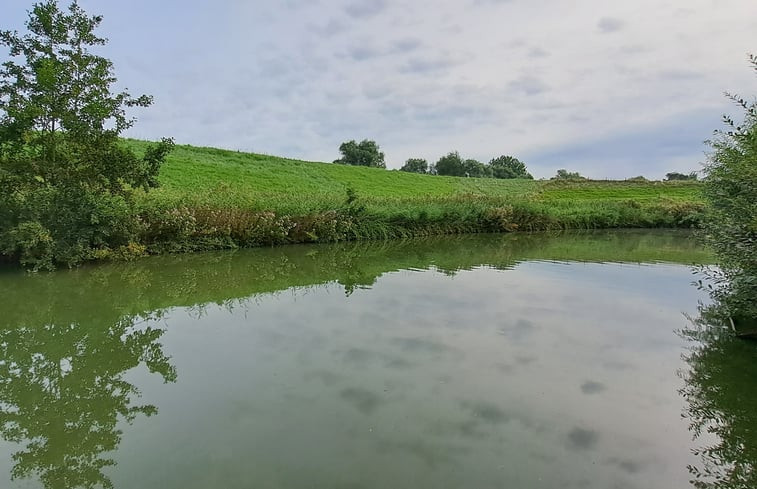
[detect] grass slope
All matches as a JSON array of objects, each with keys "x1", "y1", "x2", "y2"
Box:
[
  {"x1": 127, "y1": 140, "x2": 700, "y2": 209},
  {"x1": 122, "y1": 140, "x2": 705, "y2": 254}
]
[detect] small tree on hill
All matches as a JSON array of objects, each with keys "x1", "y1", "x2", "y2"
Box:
[
  {"x1": 0, "y1": 0, "x2": 173, "y2": 269},
  {"x1": 463, "y1": 158, "x2": 490, "y2": 178},
  {"x1": 334, "y1": 139, "x2": 385, "y2": 168},
  {"x1": 665, "y1": 171, "x2": 698, "y2": 181},
  {"x1": 489, "y1": 155, "x2": 533, "y2": 179},
  {"x1": 435, "y1": 151, "x2": 465, "y2": 176},
  {"x1": 552, "y1": 169, "x2": 586, "y2": 180},
  {"x1": 399, "y1": 158, "x2": 428, "y2": 174}
]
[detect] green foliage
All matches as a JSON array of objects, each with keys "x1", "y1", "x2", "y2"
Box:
[
  {"x1": 435, "y1": 151, "x2": 465, "y2": 176},
  {"x1": 665, "y1": 171, "x2": 699, "y2": 181},
  {"x1": 0, "y1": 1, "x2": 173, "y2": 268},
  {"x1": 399, "y1": 157, "x2": 428, "y2": 174},
  {"x1": 552, "y1": 169, "x2": 586, "y2": 180},
  {"x1": 0, "y1": 186, "x2": 140, "y2": 268},
  {"x1": 334, "y1": 139, "x2": 385, "y2": 168},
  {"x1": 434, "y1": 153, "x2": 532, "y2": 179},
  {"x1": 702, "y1": 54, "x2": 757, "y2": 321},
  {"x1": 463, "y1": 158, "x2": 491, "y2": 178},
  {"x1": 489, "y1": 155, "x2": 533, "y2": 179}
]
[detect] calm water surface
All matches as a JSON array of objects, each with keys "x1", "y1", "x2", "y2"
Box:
[{"x1": 1, "y1": 230, "x2": 755, "y2": 489}]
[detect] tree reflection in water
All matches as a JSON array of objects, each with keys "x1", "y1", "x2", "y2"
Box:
[
  {"x1": 0, "y1": 313, "x2": 176, "y2": 489},
  {"x1": 679, "y1": 304, "x2": 757, "y2": 489}
]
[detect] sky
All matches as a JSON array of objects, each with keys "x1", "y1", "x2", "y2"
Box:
[{"x1": 2, "y1": 0, "x2": 756, "y2": 179}]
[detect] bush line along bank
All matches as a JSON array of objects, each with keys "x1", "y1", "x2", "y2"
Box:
[{"x1": 133, "y1": 189, "x2": 704, "y2": 257}]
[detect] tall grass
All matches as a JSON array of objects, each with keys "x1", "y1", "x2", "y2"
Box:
[{"x1": 132, "y1": 191, "x2": 706, "y2": 255}]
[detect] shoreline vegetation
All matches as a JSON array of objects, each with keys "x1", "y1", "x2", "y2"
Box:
[
  {"x1": 1, "y1": 139, "x2": 706, "y2": 269},
  {"x1": 129, "y1": 140, "x2": 705, "y2": 254},
  {"x1": 115, "y1": 141, "x2": 704, "y2": 257}
]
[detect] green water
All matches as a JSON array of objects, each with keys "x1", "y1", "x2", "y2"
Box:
[{"x1": 0, "y1": 230, "x2": 755, "y2": 489}]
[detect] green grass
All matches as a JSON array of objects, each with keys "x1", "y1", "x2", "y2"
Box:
[
  {"x1": 127, "y1": 140, "x2": 542, "y2": 212},
  {"x1": 119, "y1": 140, "x2": 706, "y2": 254},
  {"x1": 125, "y1": 140, "x2": 701, "y2": 209},
  {"x1": 537, "y1": 179, "x2": 701, "y2": 201}
]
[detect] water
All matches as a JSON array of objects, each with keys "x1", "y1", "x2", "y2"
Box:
[{"x1": 0, "y1": 230, "x2": 755, "y2": 489}]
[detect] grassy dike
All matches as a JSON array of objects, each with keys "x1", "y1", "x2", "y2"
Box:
[{"x1": 124, "y1": 140, "x2": 705, "y2": 255}]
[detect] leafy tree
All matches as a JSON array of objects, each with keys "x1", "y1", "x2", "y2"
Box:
[
  {"x1": 665, "y1": 171, "x2": 698, "y2": 181},
  {"x1": 488, "y1": 155, "x2": 533, "y2": 179},
  {"x1": 0, "y1": 0, "x2": 173, "y2": 268},
  {"x1": 399, "y1": 157, "x2": 428, "y2": 174},
  {"x1": 462, "y1": 158, "x2": 490, "y2": 178},
  {"x1": 552, "y1": 169, "x2": 586, "y2": 180},
  {"x1": 434, "y1": 151, "x2": 465, "y2": 176},
  {"x1": 334, "y1": 139, "x2": 385, "y2": 168},
  {"x1": 701, "y1": 54, "x2": 757, "y2": 322}
]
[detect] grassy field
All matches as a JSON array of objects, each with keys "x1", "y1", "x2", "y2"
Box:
[
  {"x1": 121, "y1": 140, "x2": 705, "y2": 254},
  {"x1": 128, "y1": 140, "x2": 700, "y2": 208}
]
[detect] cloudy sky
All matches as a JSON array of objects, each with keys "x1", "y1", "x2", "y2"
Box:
[{"x1": 3, "y1": 0, "x2": 756, "y2": 178}]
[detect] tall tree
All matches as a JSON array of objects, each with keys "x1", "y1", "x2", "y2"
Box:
[
  {"x1": 702, "y1": 54, "x2": 757, "y2": 323},
  {"x1": 0, "y1": 1, "x2": 173, "y2": 268}
]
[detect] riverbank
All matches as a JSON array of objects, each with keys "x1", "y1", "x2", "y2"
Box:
[
  {"x1": 125, "y1": 141, "x2": 704, "y2": 256},
  {"x1": 0, "y1": 141, "x2": 706, "y2": 268}
]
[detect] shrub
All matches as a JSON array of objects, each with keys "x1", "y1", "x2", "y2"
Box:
[{"x1": 702, "y1": 56, "x2": 757, "y2": 321}]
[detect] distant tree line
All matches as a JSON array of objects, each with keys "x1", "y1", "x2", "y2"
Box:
[
  {"x1": 551, "y1": 169, "x2": 586, "y2": 180},
  {"x1": 665, "y1": 171, "x2": 698, "y2": 181},
  {"x1": 334, "y1": 140, "x2": 703, "y2": 183},
  {"x1": 335, "y1": 140, "x2": 533, "y2": 179}
]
